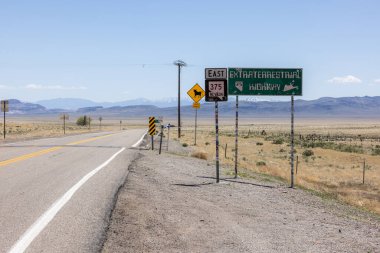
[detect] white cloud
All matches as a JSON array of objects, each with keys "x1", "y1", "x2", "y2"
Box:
[
  {"x1": 25, "y1": 84, "x2": 87, "y2": 90},
  {"x1": 327, "y1": 75, "x2": 362, "y2": 84},
  {"x1": 374, "y1": 79, "x2": 380, "y2": 84}
]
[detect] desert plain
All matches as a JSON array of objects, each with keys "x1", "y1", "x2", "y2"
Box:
[{"x1": 1, "y1": 115, "x2": 379, "y2": 215}]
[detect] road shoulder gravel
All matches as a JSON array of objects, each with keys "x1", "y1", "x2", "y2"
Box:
[{"x1": 102, "y1": 148, "x2": 380, "y2": 253}]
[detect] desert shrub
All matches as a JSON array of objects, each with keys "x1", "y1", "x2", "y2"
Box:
[
  {"x1": 302, "y1": 140, "x2": 364, "y2": 154},
  {"x1": 205, "y1": 142, "x2": 210, "y2": 145},
  {"x1": 302, "y1": 149, "x2": 314, "y2": 157},
  {"x1": 76, "y1": 115, "x2": 91, "y2": 126},
  {"x1": 256, "y1": 161, "x2": 266, "y2": 166},
  {"x1": 256, "y1": 142, "x2": 263, "y2": 146},
  {"x1": 335, "y1": 144, "x2": 363, "y2": 153},
  {"x1": 279, "y1": 148, "x2": 286, "y2": 153},
  {"x1": 191, "y1": 151, "x2": 208, "y2": 160},
  {"x1": 372, "y1": 148, "x2": 380, "y2": 156},
  {"x1": 182, "y1": 143, "x2": 188, "y2": 147},
  {"x1": 272, "y1": 138, "x2": 284, "y2": 145}
]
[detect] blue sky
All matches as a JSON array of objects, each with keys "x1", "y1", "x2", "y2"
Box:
[{"x1": 0, "y1": 0, "x2": 379, "y2": 102}]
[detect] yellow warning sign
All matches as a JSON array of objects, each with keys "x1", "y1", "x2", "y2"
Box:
[
  {"x1": 187, "y1": 83, "x2": 205, "y2": 103},
  {"x1": 192, "y1": 102, "x2": 200, "y2": 109},
  {"x1": 149, "y1": 117, "x2": 157, "y2": 136}
]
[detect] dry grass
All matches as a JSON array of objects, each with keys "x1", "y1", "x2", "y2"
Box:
[{"x1": 172, "y1": 120, "x2": 380, "y2": 215}]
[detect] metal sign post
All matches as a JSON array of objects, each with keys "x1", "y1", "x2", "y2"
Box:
[
  {"x1": 290, "y1": 95, "x2": 295, "y2": 188},
  {"x1": 159, "y1": 125, "x2": 164, "y2": 154},
  {"x1": 195, "y1": 108, "x2": 198, "y2": 146},
  {"x1": 1, "y1": 100, "x2": 9, "y2": 139},
  {"x1": 192, "y1": 102, "x2": 200, "y2": 146},
  {"x1": 167, "y1": 124, "x2": 170, "y2": 151},
  {"x1": 215, "y1": 101, "x2": 220, "y2": 183},
  {"x1": 60, "y1": 114, "x2": 69, "y2": 135},
  {"x1": 235, "y1": 96, "x2": 239, "y2": 178}
]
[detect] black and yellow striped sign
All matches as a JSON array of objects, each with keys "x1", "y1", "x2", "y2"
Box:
[{"x1": 149, "y1": 117, "x2": 156, "y2": 136}]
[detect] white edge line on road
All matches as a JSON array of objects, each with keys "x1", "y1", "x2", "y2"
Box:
[
  {"x1": 131, "y1": 131, "x2": 147, "y2": 148},
  {"x1": 8, "y1": 147, "x2": 126, "y2": 253}
]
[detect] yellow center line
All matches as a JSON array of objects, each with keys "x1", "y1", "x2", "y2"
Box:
[{"x1": 0, "y1": 133, "x2": 117, "y2": 167}]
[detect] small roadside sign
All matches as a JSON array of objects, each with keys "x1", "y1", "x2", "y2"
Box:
[
  {"x1": 187, "y1": 83, "x2": 205, "y2": 103},
  {"x1": 1, "y1": 100, "x2": 9, "y2": 112},
  {"x1": 205, "y1": 68, "x2": 227, "y2": 79},
  {"x1": 149, "y1": 117, "x2": 157, "y2": 136},
  {"x1": 192, "y1": 102, "x2": 200, "y2": 109},
  {"x1": 205, "y1": 79, "x2": 228, "y2": 102}
]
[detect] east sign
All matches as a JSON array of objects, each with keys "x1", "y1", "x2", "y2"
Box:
[
  {"x1": 205, "y1": 68, "x2": 227, "y2": 79},
  {"x1": 228, "y1": 68, "x2": 302, "y2": 96}
]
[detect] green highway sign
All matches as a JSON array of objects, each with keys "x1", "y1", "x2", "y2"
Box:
[{"x1": 228, "y1": 68, "x2": 302, "y2": 96}]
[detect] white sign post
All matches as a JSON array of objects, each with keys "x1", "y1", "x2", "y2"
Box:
[{"x1": 205, "y1": 68, "x2": 228, "y2": 183}]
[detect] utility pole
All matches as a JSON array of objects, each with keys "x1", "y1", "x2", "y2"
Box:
[{"x1": 173, "y1": 60, "x2": 186, "y2": 138}]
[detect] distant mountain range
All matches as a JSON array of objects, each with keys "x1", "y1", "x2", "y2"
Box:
[
  {"x1": 36, "y1": 97, "x2": 193, "y2": 110},
  {"x1": 5, "y1": 96, "x2": 380, "y2": 118}
]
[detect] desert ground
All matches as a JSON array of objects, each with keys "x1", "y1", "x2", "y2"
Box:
[
  {"x1": 102, "y1": 134, "x2": 379, "y2": 253},
  {"x1": 174, "y1": 117, "x2": 380, "y2": 215}
]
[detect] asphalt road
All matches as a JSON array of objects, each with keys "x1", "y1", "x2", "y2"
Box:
[{"x1": 0, "y1": 129, "x2": 146, "y2": 253}]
